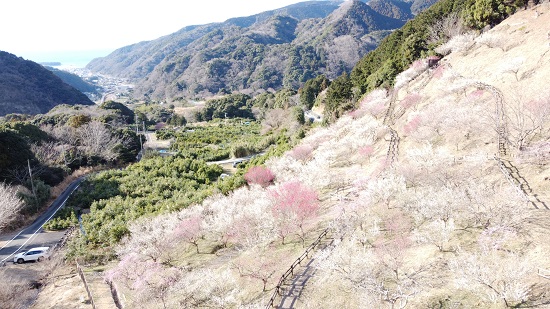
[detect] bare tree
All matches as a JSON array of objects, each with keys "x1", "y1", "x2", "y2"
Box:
[
  {"x1": 30, "y1": 141, "x2": 62, "y2": 166},
  {"x1": 0, "y1": 183, "x2": 24, "y2": 232},
  {"x1": 505, "y1": 92, "x2": 550, "y2": 150},
  {"x1": 41, "y1": 125, "x2": 78, "y2": 146},
  {"x1": 429, "y1": 12, "x2": 467, "y2": 43},
  {"x1": 77, "y1": 121, "x2": 125, "y2": 161}
]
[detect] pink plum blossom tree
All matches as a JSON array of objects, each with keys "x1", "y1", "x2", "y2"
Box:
[
  {"x1": 244, "y1": 166, "x2": 275, "y2": 188},
  {"x1": 173, "y1": 215, "x2": 204, "y2": 253},
  {"x1": 269, "y1": 181, "x2": 319, "y2": 245}
]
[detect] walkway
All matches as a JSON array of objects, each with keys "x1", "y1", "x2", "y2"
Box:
[{"x1": 277, "y1": 258, "x2": 317, "y2": 308}]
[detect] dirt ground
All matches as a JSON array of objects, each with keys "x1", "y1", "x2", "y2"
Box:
[{"x1": 0, "y1": 246, "x2": 117, "y2": 309}]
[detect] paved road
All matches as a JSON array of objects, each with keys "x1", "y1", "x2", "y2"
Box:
[
  {"x1": 0, "y1": 177, "x2": 85, "y2": 264},
  {"x1": 207, "y1": 152, "x2": 266, "y2": 166}
]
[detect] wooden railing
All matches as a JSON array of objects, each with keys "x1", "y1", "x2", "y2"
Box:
[
  {"x1": 494, "y1": 156, "x2": 549, "y2": 209},
  {"x1": 386, "y1": 127, "x2": 400, "y2": 168},
  {"x1": 76, "y1": 260, "x2": 96, "y2": 309},
  {"x1": 266, "y1": 228, "x2": 330, "y2": 308}
]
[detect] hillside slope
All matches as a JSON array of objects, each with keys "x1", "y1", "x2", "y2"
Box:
[
  {"x1": 45, "y1": 66, "x2": 101, "y2": 96},
  {"x1": 94, "y1": 3, "x2": 550, "y2": 308},
  {"x1": 295, "y1": 3, "x2": 550, "y2": 307},
  {"x1": 0, "y1": 52, "x2": 94, "y2": 116},
  {"x1": 86, "y1": 0, "x2": 429, "y2": 100}
]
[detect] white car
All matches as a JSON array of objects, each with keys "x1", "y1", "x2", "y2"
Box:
[{"x1": 13, "y1": 247, "x2": 50, "y2": 264}]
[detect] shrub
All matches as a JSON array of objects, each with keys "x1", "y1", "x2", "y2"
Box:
[
  {"x1": 300, "y1": 75, "x2": 330, "y2": 109},
  {"x1": 351, "y1": 0, "x2": 468, "y2": 94},
  {"x1": 18, "y1": 179, "x2": 50, "y2": 214},
  {"x1": 43, "y1": 207, "x2": 78, "y2": 230},
  {"x1": 324, "y1": 73, "x2": 354, "y2": 121}
]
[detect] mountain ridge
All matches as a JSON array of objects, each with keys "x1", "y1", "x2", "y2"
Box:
[
  {"x1": 86, "y1": 0, "x2": 434, "y2": 100},
  {"x1": 0, "y1": 51, "x2": 94, "y2": 116}
]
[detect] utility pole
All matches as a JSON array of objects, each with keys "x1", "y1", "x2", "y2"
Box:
[
  {"x1": 139, "y1": 134, "x2": 144, "y2": 159},
  {"x1": 27, "y1": 160, "x2": 38, "y2": 210},
  {"x1": 142, "y1": 121, "x2": 146, "y2": 157}
]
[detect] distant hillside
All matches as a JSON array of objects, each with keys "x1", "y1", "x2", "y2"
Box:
[
  {"x1": 45, "y1": 66, "x2": 101, "y2": 96},
  {"x1": 0, "y1": 51, "x2": 94, "y2": 116},
  {"x1": 87, "y1": 0, "x2": 437, "y2": 100}
]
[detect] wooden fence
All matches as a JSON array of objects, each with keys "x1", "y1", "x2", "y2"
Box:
[
  {"x1": 76, "y1": 260, "x2": 96, "y2": 309},
  {"x1": 266, "y1": 228, "x2": 330, "y2": 308}
]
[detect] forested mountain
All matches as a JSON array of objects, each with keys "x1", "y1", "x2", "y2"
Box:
[
  {"x1": 87, "y1": 0, "x2": 436, "y2": 100},
  {"x1": 0, "y1": 51, "x2": 94, "y2": 116}
]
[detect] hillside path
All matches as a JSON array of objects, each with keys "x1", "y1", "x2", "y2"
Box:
[
  {"x1": 277, "y1": 258, "x2": 317, "y2": 309},
  {"x1": 86, "y1": 271, "x2": 118, "y2": 309},
  {"x1": 275, "y1": 236, "x2": 335, "y2": 309}
]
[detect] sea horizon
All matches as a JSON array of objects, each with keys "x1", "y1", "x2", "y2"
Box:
[{"x1": 15, "y1": 49, "x2": 114, "y2": 69}]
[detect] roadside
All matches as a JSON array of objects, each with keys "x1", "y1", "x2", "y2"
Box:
[
  {"x1": 0, "y1": 166, "x2": 117, "y2": 309},
  {"x1": 31, "y1": 261, "x2": 92, "y2": 309},
  {"x1": 0, "y1": 243, "x2": 117, "y2": 309},
  {"x1": 30, "y1": 259, "x2": 116, "y2": 309},
  {"x1": 0, "y1": 246, "x2": 92, "y2": 309},
  {"x1": 1, "y1": 166, "x2": 100, "y2": 238}
]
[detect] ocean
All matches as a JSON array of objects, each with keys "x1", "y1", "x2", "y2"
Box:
[{"x1": 19, "y1": 49, "x2": 114, "y2": 68}]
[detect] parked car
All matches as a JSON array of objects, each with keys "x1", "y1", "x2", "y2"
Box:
[
  {"x1": 13, "y1": 247, "x2": 50, "y2": 264},
  {"x1": 232, "y1": 159, "x2": 248, "y2": 168}
]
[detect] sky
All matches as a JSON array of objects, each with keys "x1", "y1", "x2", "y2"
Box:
[{"x1": 0, "y1": 0, "x2": 312, "y2": 64}]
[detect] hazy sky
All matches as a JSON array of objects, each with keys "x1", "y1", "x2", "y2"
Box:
[{"x1": 0, "y1": 0, "x2": 311, "y2": 58}]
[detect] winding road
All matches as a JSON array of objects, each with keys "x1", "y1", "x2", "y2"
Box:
[{"x1": 0, "y1": 177, "x2": 85, "y2": 264}]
